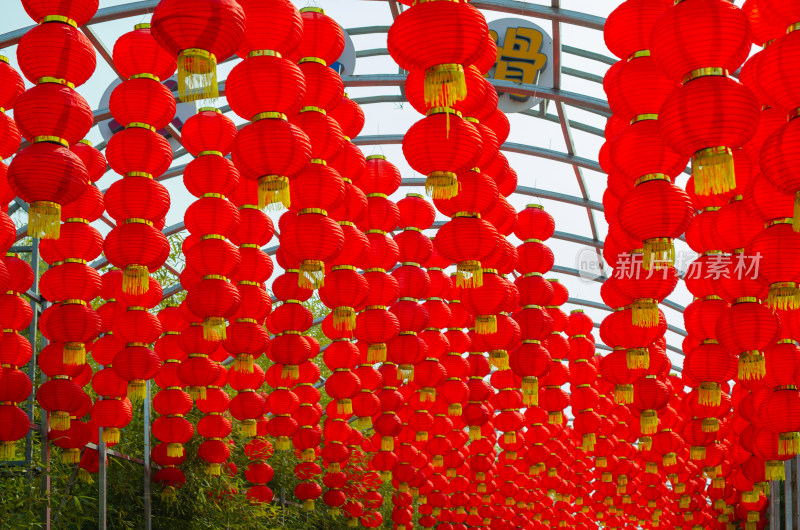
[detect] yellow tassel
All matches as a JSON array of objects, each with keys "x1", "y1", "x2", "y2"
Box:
[
  {"x1": 713, "y1": 477, "x2": 726, "y2": 489},
  {"x1": 367, "y1": 343, "x2": 386, "y2": 364},
  {"x1": 739, "y1": 351, "x2": 766, "y2": 380},
  {"x1": 28, "y1": 201, "x2": 61, "y2": 239},
  {"x1": 489, "y1": 350, "x2": 509, "y2": 370},
  {"x1": 663, "y1": 452, "x2": 677, "y2": 467},
  {"x1": 522, "y1": 377, "x2": 538, "y2": 395},
  {"x1": 329, "y1": 463, "x2": 341, "y2": 473},
  {"x1": 642, "y1": 238, "x2": 674, "y2": 271},
  {"x1": 699, "y1": 382, "x2": 721, "y2": 406},
  {"x1": 424, "y1": 64, "x2": 467, "y2": 109},
  {"x1": 504, "y1": 432, "x2": 516, "y2": 444},
  {"x1": 301, "y1": 449, "x2": 316, "y2": 462},
  {"x1": 742, "y1": 490, "x2": 759, "y2": 503},
  {"x1": 779, "y1": 432, "x2": 800, "y2": 456},
  {"x1": 690, "y1": 446, "x2": 706, "y2": 461},
  {"x1": 416, "y1": 431, "x2": 428, "y2": 442},
  {"x1": 78, "y1": 469, "x2": 94, "y2": 484},
  {"x1": 529, "y1": 464, "x2": 544, "y2": 476},
  {"x1": 62, "y1": 448, "x2": 80, "y2": 464},
  {"x1": 381, "y1": 436, "x2": 394, "y2": 451},
  {"x1": 62, "y1": 342, "x2": 86, "y2": 366},
  {"x1": 645, "y1": 462, "x2": 657, "y2": 474},
  {"x1": 618, "y1": 475, "x2": 628, "y2": 487},
  {"x1": 615, "y1": 384, "x2": 634, "y2": 404},
  {"x1": 128, "y1": 380, "x2": 146, "y2": 402},
  {"x1": 347, "y1": 518, "x2": 358, "y2": 527},
  {"x1": 748, "y1": 512, "x2": 761, "y2": 524},
  {"x1": 103, "y1": 428, "x2": 120, "y2": 445},
  {"x1": 298, "y1": 260, "x2": 325, "y2": 289},
  {"x1": 337, "y1": 399, "x2": 352, "y2": 415},
  {"x1": 469, "y1": 426, "x2": 482, "y2": 441},
  {"x1": 258, "y1": 175, "x2": 290, "y2": 211},
  {"x1": 702, "y1": 418, "x2": 719, "y2": 433},
  {"x1": 425, "y1": 171, "x2": 459, "y2": 199},
  {"x1": 766, "y1": 460, "x2": 786, "y2": 481},
  {"x1": 639, "y1": 436, "x2": 653, "y2": 451},
  {"x1": 746, "y1": 521, "x2": 758, "y2": 530},
  {"x1": 506, "y1": 451, "x2": 517, "y2": 461},
  {"x1": 177, "y1": 48, "x2": 218, "y2": 103},
  {"x1": 523, "y1": 393, "x2": 538, "y2": 407},
  {"x1": 476, "y1": 472, "x2": 486, "y2": 482},
  {"x1": 302, "y1": 499, "x2": 315, "y2": 511},
  {"x1": 0, "y1": 441, "x2": 16, "y2": 461},
  {"x1": 446, "y1": 468, "x2": 456, "y2": 478},
  {"x1": 399, "y1": 365, "x2": 414, "y2": 381},
  {"x1": 640, "y1": 410, "x2": 658, "y2": 435},
  {"x1": 767, "y1": 282, "x2": 800, "y2": 310},
  {"x1": 239, "y1": 419, "x2": 257, "y2": 438},
  {"x1": 448, "y1": 403, "x2": 462, "y2": 417},
  {"x1": 548, "y1": 411, "x2": 562, "y2": 425},
  {"x1": 206, "y1": 462, "x2": 221, "y2": 476},
  {"x1": 419, "y1": 388, "x2": 435, "y2": 402},
  {"x1": 234, "y1": 354, "x2": 254, "y2": 373},
  {"x1": 455, "y1": 260, "x2": 482, "y2": 289},
  {"x1": 332, "y1": 307, "x2": 356, "y2": 331},
  {"x1": 622, "y1": 495, "x2": 631, "y2": 504},
  {"x1": 626, "y1": 348, "x2": 649, "y2": 370},
  {"x1": 328, "y1": 507, "x2": 340, "y2": 517},
  {"x1": 203, "y1": 317, "x2": 226, "y2": 341},
  {"x1": 381, "y1": 471, "x2": 392, "y2": 483},
  {"x1": 432, "y1": 455, "x2": 443, "y2": 467},
  {"x1": 281, "y1": 365, "x2": 299, "y2": 380},
  {"x1": 122, "y1": 264, "x2": 149, "y2": 295},
  {"x1": 161, "y1": 487, "x2": 177, "y2": 503},
  {"x1": 167, "y1": 443, "x2": 184, "y2": 458},
  {"x1": 679, "y1": 495, "x2": 691, "y2": 509},
  {"x1": 50, "y1": 411, "x2": 71, "y2": 431},
  {"x1": 188, "y1": 386, "x2": 207, "y2": 401},
  {"x1": 596, "y1": 457, "x2": 607, "y2": 468},
  {"x1": 714, "y1": 499, "x2": 726, "y2": 511},
  {"x1": 632, "y1": 299, "x2": 659, "y2": 327},
  {"x1": 475, "y1": 315, "x2": 497, "y2": 335},
  {"x1": 581, "y1": 433, "x2": 596, "y2": 452},
  {"x1": 600, "y1": 472, "x2": 612, "y2": 483},
  {"x1": 276, "y1": 437, "x2": 291, "y2": 451},
  {"x1": 692, "y1": 147, "x2": 735, "y2": 196},
  {"x1": 357, "y1": 416, "x2": 372, "y2": 430}
]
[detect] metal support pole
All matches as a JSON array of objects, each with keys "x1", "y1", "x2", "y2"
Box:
[
  {"x1": 787, "y1": 459, "x2": 794, "y2": 530},
  {"x1": 39, "y1": 325, "x2": 50, "y2": 530},
  {"x1": 144, "y1": 380, "x2": 152, "y2": 530},
  {"x1": 772, "y1": 479, "x2": 781, "y2": 530},
  {"x1": 98, "y1": 427, "x2": 107, "y2": 530},
  {"x1": 23, "y1": 238, "x2": 40, "y2": 467}
]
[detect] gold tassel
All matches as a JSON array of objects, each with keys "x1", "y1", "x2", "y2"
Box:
[
  {"x1": 455, "y1": 260, "x2": 482, "y2": 289},
  {"x1": 663, "y1": 452, "x2": 677, "y2": 467},
  {"x1": 615, "y1": 384, "x2": 634, "y2": 404},
  {"x1": 702, "y1": 418, "x2": 720, "y2": 433},
  {"x1": 522, "y1": 377, "x2": 538, "y2": 395},
  {"x1": 642, "y1": 238, "x2": 674, "y2": 271},
  {"x1": 645, "y1": 462, "x2": 657, "y2": 474},
  {"x1": 626, "y1": 348, "x2": 649, "y2": 370},
  {"x1": 692, "y1": 147, "x2": 735, "y2": 196},
  {"x1": 357, "y1": 416, "x2": 372, "y2": 430},
  {"x1": 767, "y1": 282, "x2": 800, "y2": 310},
  {"x1": 448, "y1": 403, "x2": 462, "y2": 416},
  {"x1": 381, "y1": 436, "x2": 394, "y2": 451},
  {"x1": 329, "y1": 463, "x2": 341, "y2": 473},
  {"x1": 276, "y1": 437, "x2": 291, "y2": 451},
  {"x1": 746, "y1": 522, "x2": 758, "y2": 530},
  {"x1": 188, "y1": 386, "x2": 207, "y2": 401},
  {"x1": 50, "y1": 411, "x2": 71, "y2": 431},
  {"x1": 234, "y1": 354, "x2": 254, "y2": 373},
  {"x1": 632, "y1": 299, "x2": 659, "y2": 327},
  {"x1": 103, "y1": 428, "x2": 120, "y2": 445},
  {"x1": 203, "y1": 317, "x2": 226, "y2": 341},
  {"x1": 347, "y1": 518, "x2": 358, "y2": 527},
  {"x1": 328, "y1": 507, "x2": 340, "y2": 517},
  {"x1": 298, "y1": 260, "x2": 325, "y2": 289},
  {"x1": 399, "y1": 365, "x2": 414, "y2": 381},
  {"x1": 713, "y1": 477, "x2": 726, "y2": 489},
  {"x1": 639, "y1": 436, "x2": 653, "y2": 451},
  {"x1": 301, "y1": 449, "x2": 315, "y2": 462},
  {"x1": 475, "y1": 315, "x2": 497, "y2": 335},
  {"x1": 28, "y1": 201, "x2": 61, "y2": 239},
  {"x1": 424, "y1": 64, "x2": 467, "y2": 109},
  {"x1": 0, "y1": 441, "x2": 16, "y2": 461},
  {"x1": 63, "y1": 342, "x2": 86, "y2": 366},
  {"x1": 167, "y1": 443, "x2": 184, "y2": 458},
  {"x1": 742, "y1": 490, "x2": 759, "y2": 503},
  {"x1": 504, "y1": 432, "x2": 516, "y2": 444},
  {"x1": 489, "y1": 350, "x2": 509, "y2": 370},
  {"x1": 62, "y1": 448, "x2": 80, "y2": 464},
  {"x1": 337, "y1": 399, "x2": 352, "y2": 415},
  {"x1": 419, "y1": 388, "x2": 435, "y2": 402},
  {"x1": 281, "y1": 365, "x2": 299, "y2": 380},
  {"x1": 548, "y1": 411, "x2": 562, "y2": 425},
  {"x1": 739, "y1": 351, "x2": 766, "y2": 380},
  {"x1": 122, "y1": 264, "x2": 149, "y2": 295},
  {"x1": 523, "y1": 392, "x2": 538, "y2": 407},
  {"x1": 446, "y1": 468, "x2": 456, "y2": 478},
  {"x1": 679, "y1": 495, "x2": 691, "y2": 509},
  {"x1": 416, "y1": 431, "x2": 428, "y2": 442},
  {"x1": 128, "y1": 380, "x2": 146, "y2": 402},
  {"x1": 332, "y1": 307, "x2": 356, "y2": 331},
  {"x1": 432, "y1": 455, "x2": 443, "y2": 467},
  {"x1": 748, "y1": 512, "x2": 760, "y2": 524},
  {"x1": 779, "y1": 432, "x2": 800, "y2": 456},
  {"x1": 239, "y1": 419, "x2": 257, "y2": 438},
  {"x1": 380, "y1": 471, "x2": 392, "y2": 482},
  {"x1": 161, "y1": 487, "x2": 177, "y2": 502},
  {"x1": 618, "y1": 475, "x2": 628, "y2": 487},
  {"x1": 258, "y1": 175, "x2": 290, "y2": 211},
  {"x1": 177, "y1": 48, "x2": 218, "y2": 102},
  {"x1": 78, "y1": 469, "x2": 94, "y2": 484},
  {"x1": 640, "y1": 410, "x2": 658, "y2": 435},
  {"x1": 698, "y1": 382, "x2": 721, "y2": 406},
  {"x1": 690, "y1": 446, "x2": 706, "y2": 461},
  {"x1": 581, "y1": 433, "x2": 596, "y2": 452},
  {"x1": 714, "y1": 499, "x2": 726, "y2": 511},
  {"x1": 367, "y1": 343, "x2": 386, "y2": 364},
  {"x1": 766, "y1": 460, "x2": 785, "y2": 481},
  {"x1": 506, "y1": 451, "x2": 517, "y2": 461},
  {"x1": 425, "y1": 171, "x2": 459, "y2": 199},
  {"x1": 469, "y1": 426, "x2": 482, "y2": 441},
  {"x1": 302, "y1": 500, "x2": 315, "y2": 511}
]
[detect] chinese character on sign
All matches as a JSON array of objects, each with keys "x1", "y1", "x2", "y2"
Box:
[{"x1": 490, "y1": 27, "x2": 548, "y2": 86}]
